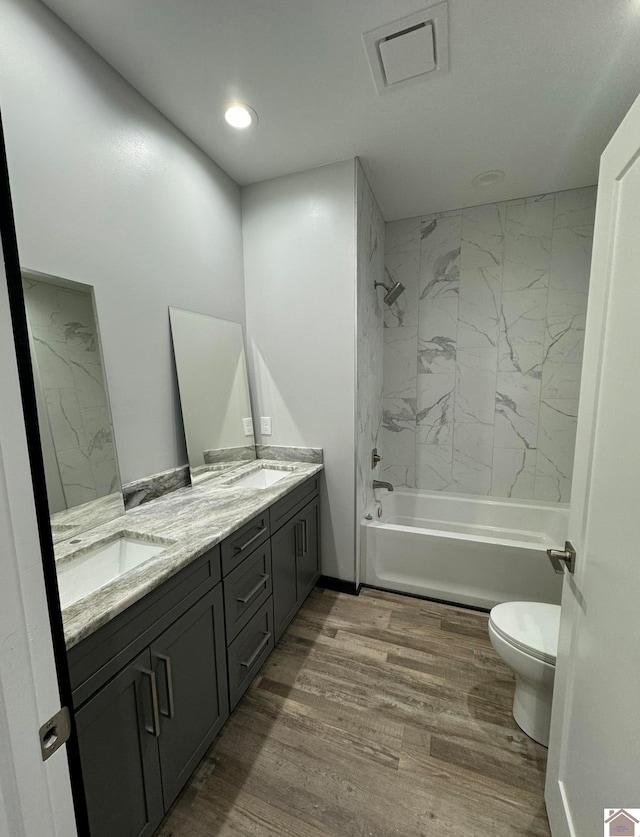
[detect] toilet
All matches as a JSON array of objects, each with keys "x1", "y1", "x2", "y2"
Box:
[{"x1": 488, "y1": 601, "x2": 561, "y2": 747}]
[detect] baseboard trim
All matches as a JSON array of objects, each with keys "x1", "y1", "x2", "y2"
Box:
[
  {"x1": 316, "y1": 576, "x2": 361, "y2": 596},
  {"x1": 359, "y1": 583, "x2": 490, "y2": 613}
]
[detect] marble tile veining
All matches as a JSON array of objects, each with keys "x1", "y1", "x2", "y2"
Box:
[{"x1": 383, "y1": 186, "x2": 596, "y2": 501}]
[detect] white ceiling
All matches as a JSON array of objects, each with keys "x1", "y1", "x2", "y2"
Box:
[{"x1": 39, "y1": 0, "x2": 640, "y2": 220}]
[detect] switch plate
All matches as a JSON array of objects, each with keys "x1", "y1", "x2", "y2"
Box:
[
  {"x1": 261, "y1": 417, "x2": 272, "y2": 435},
  {"x1": 243, "y1": 417, "x2": 254, "y2": 437}
]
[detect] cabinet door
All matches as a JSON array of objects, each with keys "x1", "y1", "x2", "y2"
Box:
[
  {"x1": 151, "y1": 584, "x2": 229, "y2": 809},
  {"x1": 296, "y1": 497, "x2": 320, "y2": 601},
  {"x1": 271, "y1": 516, "x2": 299, "y2": 641},
  {"x1": 75, "y1": 649, "x2": 164, "y2": 837}
]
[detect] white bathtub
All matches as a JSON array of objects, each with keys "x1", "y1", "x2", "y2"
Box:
[{"x1": 361, "y1": 489, "x2": 567, "y2": 610}]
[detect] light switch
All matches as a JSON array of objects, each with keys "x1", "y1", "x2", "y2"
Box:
[
  {"x1": 261, "y1": 417, "x2": 272, "y2": 435},
  {"x1": 378, "y1": 23, "x2": 435, "y2": 85},
  {"x1": 243, "y1": 417, "x2": 254, "y2": 437}
]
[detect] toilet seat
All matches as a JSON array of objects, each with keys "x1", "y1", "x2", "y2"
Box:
[{"x1": 489, "y1": 601, "x2": 560, "y2": 665}]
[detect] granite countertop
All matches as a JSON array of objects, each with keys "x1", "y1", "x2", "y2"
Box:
[{"x1": 57, "y1": 459, "x2": 323, "y2": 649}]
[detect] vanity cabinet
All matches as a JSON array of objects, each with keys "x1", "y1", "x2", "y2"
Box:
[
  {"x1": 71, "y1": 474, "x2": 321, "y2": 836},
  {"x1": 272, "y1": 495, "x2": 320, "y2": 641},
  {"x1": 72, "y1": 562, "x2": 228, "y2": 837}
]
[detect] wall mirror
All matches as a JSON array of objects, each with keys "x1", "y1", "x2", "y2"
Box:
[
  {"x1": 22, "y1": 270, "x2": 124, "y2": 541},
  {"x1": 169, "y1": 308, "x2": 256, "y2": 483}
]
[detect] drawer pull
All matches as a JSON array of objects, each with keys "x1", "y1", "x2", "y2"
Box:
[
  {"x1": 233, "y1": 525, "x2": 266, "y2": 555},
  {"x1": 155, "y1": 654, "x2": 175, "y2": 720},
  {"x1": 240, "y1": 631, "x2": 272, "y2": 668},
  {"x1": 237, "y1": 574, "x2": 269, "y2": 605},
  {"x1": 140, "y1": 668, "x2": 161, "y2": 738}
]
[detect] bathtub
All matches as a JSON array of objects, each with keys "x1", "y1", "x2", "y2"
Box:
[{"x1": 361, "y1": 489, "x2": 566, "y2": 610}]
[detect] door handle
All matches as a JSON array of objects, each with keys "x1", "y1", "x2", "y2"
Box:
[
  {"x1": 240, "y1": 632, "x2": 272, "y2": 668},
  {"x1": 295, "y1": 522, "x2": 304, "y2": 558},
  {"x1": 155, "y1": 654, "x2": 175, "y2": 720},
  {"x1": 237, "y1": 574, "x2": 269, "y2": 605},
  {"x1": 547, "y1": 540, "x2": 577, "y2": 574},
  {"x1": 140, "y1": 668, "x2": 161, "y2": 737},
  {"x1": 303, "y1": 518, "x2": 308, "y2": 555}
]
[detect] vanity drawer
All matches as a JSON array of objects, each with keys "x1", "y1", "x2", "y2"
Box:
[
  {"x1": 221, "y1": 511, "x2": 270, "y2": 576},
  {"x1": 270, "y1": 474, "x2": 320, "y2": 533},
  {"x1": 69, "y1": 545, "x2": 221, "y2": 708},
  {"x1": 227, "y1": 599, "x2": 274, "y2": 710},
  {"x1": 223, "y1": 543, "x2": 272, "y2": 643}
]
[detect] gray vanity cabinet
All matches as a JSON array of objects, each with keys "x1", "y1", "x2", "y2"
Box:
[
  {"x1": 151, "y1": 584, "x2": 228, "y2": 808},
  {"x1": 272, "y1": 494, "x2": 321, "y2": 642},
  {"x1": 75, "y1": 649, "x2": 164, "y2": 837}
]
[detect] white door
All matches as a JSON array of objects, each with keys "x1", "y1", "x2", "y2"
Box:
[
  {"x1": 545, "y1": 91, "x2": 640, "y2": 835},
  {"x1": 0, "y1": 238, "x2": 77, "y2": 833}
]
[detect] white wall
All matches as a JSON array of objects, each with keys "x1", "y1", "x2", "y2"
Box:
[
  {"x1": 0, "y1": 0, "x2": 246, "y2": 483},
  {"x1": 242, "y1": 160, "x2": 357, "y2": 580}
]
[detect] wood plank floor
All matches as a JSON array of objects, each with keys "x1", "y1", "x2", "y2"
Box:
[{"x1": 157, "y1": 588, "x2": 551, "y2": 837}]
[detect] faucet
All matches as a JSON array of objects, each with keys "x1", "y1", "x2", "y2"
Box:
[{"x1": 373, "y1": 479, "x2": 394, "y2": 492}]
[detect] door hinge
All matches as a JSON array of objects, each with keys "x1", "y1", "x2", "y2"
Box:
[{"x1": 39, "y1": 706, "x2": 71, "y2": 762}]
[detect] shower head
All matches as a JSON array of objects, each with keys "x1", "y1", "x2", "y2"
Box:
[{"x1": 375, "y1": 280, "x2": 406, "y2": 306}]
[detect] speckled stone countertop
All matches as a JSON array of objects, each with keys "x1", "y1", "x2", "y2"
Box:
[{"x1": 57, "y1": 460, "x2": 323, "y2": 649}]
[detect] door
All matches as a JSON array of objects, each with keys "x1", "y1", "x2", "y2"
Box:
[
  {"x1": 0, "y1": 123, "x2": 78, "y2": 835},
  {"x1": 152, "y1": 585, "x2": 229, "y2": 808},
  {"x1": 296, "y1": 497, "x2": 320, "y2": 600},
  {"x1": 545, "y1": 92, "x2": 640, "y2": 835},
  {"x1": 272, "y1": 516, "x2": 299, "y2": 641},
  {"x1": 75, "y1": 649, "x2": 164, "y2": 837}
]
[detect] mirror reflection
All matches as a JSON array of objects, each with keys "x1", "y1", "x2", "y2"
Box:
[
  {"x1": 22, "y1": 270, "x2": 124, "y2": 541},
  {"x1": 169, "y1": 308, "x2": 256, "y2": 483}
]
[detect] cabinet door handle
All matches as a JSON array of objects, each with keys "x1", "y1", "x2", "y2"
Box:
[
  {"x1": 233, "y1": 525, "x2": 266, "y2": 555},
  {"x1": 303, "y1": 519, "x2": 308, "y2": 555},
  {"x1": 155, "y1": 654, "x2": 175, "y2": 720},
  {"x1": 140, "y1": 668, "x2": 161, "y2": 737},
  {"x1": 295, "y1": 522, "x2": 304, "y2": 558},
  {"x1": 237, "y1": 574, "x2": 269, "y2": 605},
  {"x1": 240, "y1": 632, "x2": 272, "y2": 668}
]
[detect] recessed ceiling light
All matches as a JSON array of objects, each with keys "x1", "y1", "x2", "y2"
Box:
[
  {"x1": 472, "y1": 170, "x2": 505, "y2": 187},
  {"x1": 224, "y1": 103, "x2": 257, "y2": 129}
]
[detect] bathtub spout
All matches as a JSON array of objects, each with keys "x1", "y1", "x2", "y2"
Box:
[{"x1": 373, "y1": 480, "x2": 394, "y2": 492}]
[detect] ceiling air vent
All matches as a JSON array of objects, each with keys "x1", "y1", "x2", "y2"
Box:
[{"x1": 363, "y1": 3, "x2": 449, "y2": 95}]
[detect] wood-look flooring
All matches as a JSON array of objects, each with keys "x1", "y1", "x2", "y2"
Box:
[{"x1": 157, "y1": 588, "x2": 551, "y2": 837}]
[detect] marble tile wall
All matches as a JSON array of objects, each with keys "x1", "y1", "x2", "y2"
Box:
[
  {"x1": 381, "y1": 186, "x2": 596, "y2": 502},
  {"x1": 356, "y1": 161, "x2": 385, "y2": 520},
  {"x1": 23, "y1": 279, "x2": 120, "y2": 508}
]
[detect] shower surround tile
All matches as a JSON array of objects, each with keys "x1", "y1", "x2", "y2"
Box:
[
  {"x1": 452, "y1": 423, "x2": 494, "y2": 495},
  {"x1": 383, "y1": 327, "x2": 418, "y2": 399},
  {"x1": 382, "y1": 186, "x2": 596, "y2": 501},
  {"x1": 458, "y1": 267, "x2": 502, "y2": 348},
  {"x1": 356, "y1": 161, "x2": 385, "y2": 523},
  {"x1": 419, "y1": 212, "x2": 461, "y2": 300}
]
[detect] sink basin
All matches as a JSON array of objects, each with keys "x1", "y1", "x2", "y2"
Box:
[
  {"x1": 57, "y1": 535, "x2": 168, "y2": 608},
  {"x1": 225, "y1": 467, "x2": 289, "y2": 490}
]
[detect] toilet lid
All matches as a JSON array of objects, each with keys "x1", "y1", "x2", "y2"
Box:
[{"x1": 489, "y1": 601, "x2": 561, "y2": 665}]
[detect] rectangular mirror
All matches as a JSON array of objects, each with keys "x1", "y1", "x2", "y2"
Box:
[
  {"x1": 22, "y1": 270, "x2": 124, "y2": 541},
  {"x1": 169, "y1": 308, "x2": 256, "y2": 482}
]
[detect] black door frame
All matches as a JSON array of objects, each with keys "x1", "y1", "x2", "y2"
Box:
[{"x1": 0, "y1": 110, "x2": 90, "y2": 835}]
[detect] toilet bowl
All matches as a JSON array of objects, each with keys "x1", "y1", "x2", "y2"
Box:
[{"x1": 488, "y1": 601, "x2": 561, "y2": 747}]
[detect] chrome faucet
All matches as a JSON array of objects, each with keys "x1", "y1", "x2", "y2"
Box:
[{"x1": 373, "y1": 479, "x2": 394, "y2": 492}]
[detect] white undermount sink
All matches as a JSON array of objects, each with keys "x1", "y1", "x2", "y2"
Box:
[
  {"x1": 225, "y1": 467, "x2": 289, "y2": 489},
  {"x1": 57, "y1": 535, "x2": 168, "y2": 609}
]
